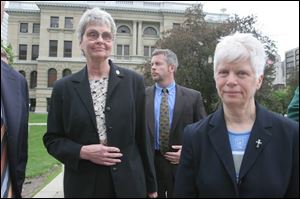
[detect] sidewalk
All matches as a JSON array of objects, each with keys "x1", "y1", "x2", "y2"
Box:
[
  {"x1": 29, "y1": 123, "x2": 47, "y2": 126},
  {"x1": 33, "y1": 171, "x2": 64, "y2": 198}
]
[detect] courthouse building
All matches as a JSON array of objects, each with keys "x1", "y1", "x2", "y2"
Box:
[{"x1": 5, "y1": 1, "x2": 228, "y2": 112}]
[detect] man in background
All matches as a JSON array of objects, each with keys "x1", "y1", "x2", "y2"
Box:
[
  {"x1": 146, "y1": 49, "x2": 207, "y2": 197},
  {"x1": 1, "y1": 1, "x2": 29, "y2": 197}
]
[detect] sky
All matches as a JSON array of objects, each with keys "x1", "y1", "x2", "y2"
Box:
[{"x1": 180, "y1": 1, "x2": 299, "y2": 60}]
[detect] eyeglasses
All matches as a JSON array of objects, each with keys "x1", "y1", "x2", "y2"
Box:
[{"x1": 86, "y1": 31, "x2": 113, "y2": 42}]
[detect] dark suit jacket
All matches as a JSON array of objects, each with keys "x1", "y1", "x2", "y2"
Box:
[
  {"x1": 43, "y1": 60, "x2": 156, "y2": 197},
  {"x1": 146, "y1": 85, "x2": 206, "y2": 164},
  {"x1": 1, "y1": 60, "x2": 29, "y2": 198},
  {"x1": 174, "y1": 103, "x2": 299, "y2": 198},
  {"x1": 146, "y1": 84, "x2": 206, "y2": 150}
]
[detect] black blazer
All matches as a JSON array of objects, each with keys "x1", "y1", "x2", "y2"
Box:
[
  {"x1": 174, "y1": 103, "x2": 299, "y2": 198},
  {"x1": 146, "y1": 84, "x2": 207, "y2": 151},
  {"x1": 43, "y1": 60, "x2": 156, "y2": 197},
  {"x1": 1, "y1": 61, "x2": 29, "y2": 198}
]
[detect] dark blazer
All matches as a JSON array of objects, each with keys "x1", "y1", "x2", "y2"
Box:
[
  {"x1": 174, "y1": 103, "x2": 299, "y2": 198},
  {"x1": 43, "y1": 60, "x2": 156, "y2": 198},
  {"x1": 1, "y1": 60, "x2": 29, "y2": 198},
  {"x1": 146, "y1": 84, "x2": 206, "y2": 196},
  {"x1": 146, "y1": 84, "x2": 207, "y2": 151}
]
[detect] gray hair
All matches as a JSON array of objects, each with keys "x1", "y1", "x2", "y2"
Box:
[
  {"x1": 152, "y1": 49, "x2": 179, "y2": 71},
  {"x1": 213, "y1": 32, "x2": 266, "y2": 78},
  {"x1": 77, "y1": 7, "x2": 116, "y2": 42}
]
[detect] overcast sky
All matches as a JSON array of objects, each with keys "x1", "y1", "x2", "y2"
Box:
[{"x1": 181, "y1": 1, "x2": 299, "y2": 60}]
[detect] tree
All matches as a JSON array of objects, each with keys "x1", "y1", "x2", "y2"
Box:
[
  {"x1": 286, "y1": 69, "x2": 299, "y2": 99},
  {"x1": 142, "y1": 3, "x2": 279, "y2": 113},
  {"x1": 1, "y1": 41, "x2": 15, "y2": 65},
  {"x1": 270, "y1": 88, "x2": 290, "y2": 115}
]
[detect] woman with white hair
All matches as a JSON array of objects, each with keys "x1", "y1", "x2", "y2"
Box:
[
  {"x1": 43, "y1": 7, "x2": 157, "y2": 198},
  {"x1": 174, "y1": 32, "x2": 299, "y2": 197}
]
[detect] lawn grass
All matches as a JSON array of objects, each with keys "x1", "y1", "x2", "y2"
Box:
[
  {"x1": 26, "y1": 113, "x2": 61, "y2": 178},
  {"x1": 22, "y1": 113, "x2": 63, "y2": 197},
  {"x1": 26, "y1": 125, "x2": 61, "y2": 177},
  {"x1": 29, "y1": 112, "x2": 48, "y2": 123}
]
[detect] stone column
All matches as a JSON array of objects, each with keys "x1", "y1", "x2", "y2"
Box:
[
  {"x1": 132, "y1": 20, "x2": 137, "y2": 55},
  {"x1": 159, "y1": 21, "x2": 164, "y2": 37},
  {"x1": 137, "y1": 21, "x2": 143, "y2": 56},
  {"x1": 34, "y1": 61, "x2": 50, "y2": 113}
]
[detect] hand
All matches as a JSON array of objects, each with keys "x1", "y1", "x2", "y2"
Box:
[
  {"x1": 148, "y1": 192, "x2": 158, "y2": 198},
  {"x1": 164, "y1": 145, "x2": 182, "y2": 164},
  {"x1": 80, "y1": 144, "x2": 122, "y2": 166}
]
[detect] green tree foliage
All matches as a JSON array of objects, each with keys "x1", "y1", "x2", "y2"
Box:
[
  {"x1": 270, "y1": 88, "x2": 290, "y2": 115},
  {"x1": 286, "y1": 69, "x2": 299, "y2": 101},
  {"x1": 142, "y1": 3, "x2": 278, "y2": 114},
  {"x1": 1, "y1": 41, "x2": 14, "y2": 65}
]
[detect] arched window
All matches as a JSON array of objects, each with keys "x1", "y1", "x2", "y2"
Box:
[
  {"x1": 62, "y1": 69, "x2": 72, "y2": 77},
  {"x1": 30, "y1": 71, "x2": 37, "y2": 89},
  {"x1": 117, "y1": 25, "x2": 131, "y2": 34},
  {"x1": 48, "y1": 68, "x2": 57, "y2": 87},
  {"x1": 143, "y1": 27, "x2": 157, "y2": 36},
  {"x1": 19, "y1": 70, "x2": 26, "y2": 78}
]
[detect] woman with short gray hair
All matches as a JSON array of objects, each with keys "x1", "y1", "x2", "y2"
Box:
[
  {"x1": 174, "y1": 32, "x2": 299, "y2": 197},
  {"x1": 44, "y1": 7, "x2": 157, "y2": 198}
]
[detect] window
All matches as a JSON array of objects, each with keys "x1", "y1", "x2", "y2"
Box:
[
  {"x1": 48, "y1": 68, "x2": 57, "y2": 87},
  {"x1": 19, "y1": 70, "x2": 26, "y2": 77},
  {"x1": 124, "y1": 45, "x2": 129, "y2": 56},
  {"x1": 30, "y1": 71, "x2": 37, "y2": 89},
  {"x1": 173, "y1": 23, "x2": 180, "y2": 29},
  {"x1": 62, "y1": 69, "x2": 72, "y2": 77},
  {"x1": 117, "y1": 45, "x2": 122, "y2": 56},
  {"x1": 32, "y1": 45, "x2": 39, "y2": 60},
  {"x1": 64, "y1": 41, "x2": 72, "y2": 57},
  {"x1": 50, "y1": 16, "x2": 59, "y2": 28},
  {"x1": 20, "y1": 23, "x2": 28, "y2": 33},
  {"x1": 64, "y1": 17, "x2": 73, "y2": 28},
  {"x1": 117, "y1": 25, "x2": 131, "y2": 34},
  {"x1": 33, "y1": 23, "x2": 40, "y2": 33},
  {"x1": 49, "y1": 40, "x2": 58, "y2": 57},
  {"x1": 19, "y1": 44, "x2": 27, "y2": 60},
  {"x1": 144, "y1": 46, "x2": 155, "y2": 57},
  {"x1": 144, "y1": 46, "x2": 149, "y2": 57},
  {"x1": 29, "y1": 98, "x2": 36, "y2": 112},
  {"x1": 143, "y1": 27, "x2": 157, "y2": 36},
  {"x1": 117, "y1": 44, "x2": 130, "y2": 58},
  {"x1": 47, "y1": 98, "x2": 51, "y2": 112}
]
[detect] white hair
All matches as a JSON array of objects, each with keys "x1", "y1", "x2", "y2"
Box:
[
  {"x1": 77, "y1": 7, "x2": 116, "y2": 42},
  {"x1": 213, "y1": 32, "x2": 267, "y2": 78}
]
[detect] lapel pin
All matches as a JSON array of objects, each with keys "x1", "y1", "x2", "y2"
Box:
[
  {"x1": 116, "y1": 70, "x2": 120, "y2": 75},
  {"x1": 255, "y1": 139, "x2": 262, "y2": 148}
]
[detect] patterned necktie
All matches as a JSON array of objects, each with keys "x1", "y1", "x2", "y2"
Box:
[
  {"x1": 159, "y1": 88, "x2": 170, "y2": 154},
  {"x1": 1, "y1": 117, "x2": 14, "y2": 198}
]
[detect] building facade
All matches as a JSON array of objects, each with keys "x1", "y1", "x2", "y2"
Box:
[
  {"x1": 1, "y1": 12, "x2": 9, "y2": 45},
  {"x1": 272, "y1": 54, "x2": 285, "y2": 89},
  {"x1": 5, "y1": 1, "x2": 228, "y2": 112},
  {"x1": 284, "y1": 47, "x2": 299, "y2": 84}
]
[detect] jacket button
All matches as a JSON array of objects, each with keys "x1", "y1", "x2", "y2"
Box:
[
  {"x1": 106, "y1": 106, "x2": 111, "y2": 111},
  {"x1": 112, "y1": 167, "x2": 117, "y2": 171}
]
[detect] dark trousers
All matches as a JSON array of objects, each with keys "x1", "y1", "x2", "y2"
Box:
[{"x1": 155, "y1": 151, "x2": 174, "y2": 198}]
